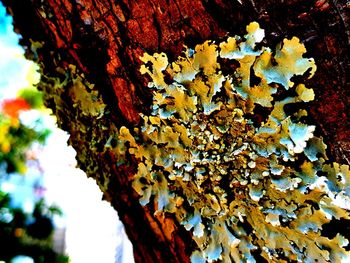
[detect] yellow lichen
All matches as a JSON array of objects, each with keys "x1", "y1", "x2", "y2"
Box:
[
  {"x1": 116, "y1": 22, "x2": 350, "y2": 262},
  {"x1": 68, "y1": 66, "x2": 106, "y2": 117}
]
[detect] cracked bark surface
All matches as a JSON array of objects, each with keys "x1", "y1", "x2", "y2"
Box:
[{"x1": 3, "y1": 0, "x2": 350, "y2": 262}]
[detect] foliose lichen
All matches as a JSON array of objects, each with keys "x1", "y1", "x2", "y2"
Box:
[{"x1": 116, "y1": 22, "x2": 350, "y2": 262}]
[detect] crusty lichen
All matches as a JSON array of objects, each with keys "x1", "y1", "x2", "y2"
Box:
[
  {"x1": 117, "y1": 22, "x2": 350, "y2": 262},
  {"x1": 37, "y1": 61, "x2": 112, "y2": 193}
]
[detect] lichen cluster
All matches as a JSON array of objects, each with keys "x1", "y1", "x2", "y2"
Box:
[
  {"x1": 116, "y1": 22, "x2": 350, "y2": 262},
  {"x1": 37, "y1": 62, "x2": 112, "y2": 192}
]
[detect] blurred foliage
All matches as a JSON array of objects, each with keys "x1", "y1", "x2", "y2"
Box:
[
  {"x1": 0, "y1": 91, "x2": 50, "y2": 174},
  {"x1": 0, "y1": 191, "x2": 68, "y2": 263},
  {"x1": 0, "y1": 90, "x2": 68, "y2": 262},
  {"x1": 17, "y1": 88, "x2": 44, "y2": 110},
  {"x1": 0, "y1": 3, "x2": 68, "y2": 261}
]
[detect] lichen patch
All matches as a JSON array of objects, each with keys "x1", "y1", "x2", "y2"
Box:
[{"x1": 116, "y1": 22, "x2": 350, "y2": 262}]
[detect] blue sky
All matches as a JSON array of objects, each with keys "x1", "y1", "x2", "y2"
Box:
[
  {"x1": 0, "y1": 1, "x2": 40, "y2": 100},
  {"x1": 0, "y1": 2, "x2": 20, "y2": 47}
]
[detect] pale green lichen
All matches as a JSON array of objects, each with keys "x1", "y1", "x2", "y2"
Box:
[{"x1": 116, "y1": 22, "x2": 350, "y2": 262}]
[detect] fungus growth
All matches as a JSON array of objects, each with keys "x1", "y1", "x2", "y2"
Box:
[{"x1": 116, "y1": 22, "x2": 350, "y2": 262}]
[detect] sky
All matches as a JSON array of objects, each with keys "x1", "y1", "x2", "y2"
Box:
[
  {"x1": 0, "y1": 2, "x2": 133, "y2": 262},
  {"x1": 0, "y1": 2, "x2": 40, "y2": 100}
]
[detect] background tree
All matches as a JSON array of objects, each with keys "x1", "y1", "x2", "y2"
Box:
[{"x1": 2, "y1": 0, "x2": 350, "y2": 262}]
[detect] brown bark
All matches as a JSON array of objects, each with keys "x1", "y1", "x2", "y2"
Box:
[{"x1": 3, "y1": 0, "x2": 350, "y2": 262}]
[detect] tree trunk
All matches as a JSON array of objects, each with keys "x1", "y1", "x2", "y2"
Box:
[{"x1": 3, "y1": 0, "x2": 350, "y2": 262}]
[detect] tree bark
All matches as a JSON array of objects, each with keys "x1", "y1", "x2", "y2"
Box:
[{"x1": 3, "y1": 0, "x2": 350, "y2": 262}]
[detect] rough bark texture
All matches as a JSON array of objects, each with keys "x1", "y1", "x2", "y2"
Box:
[{"x1": 3, "y1": 0, "x2": 350, "y2": 262}]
